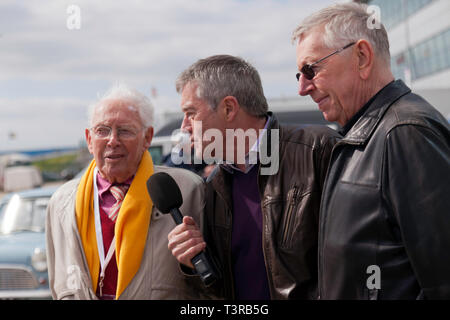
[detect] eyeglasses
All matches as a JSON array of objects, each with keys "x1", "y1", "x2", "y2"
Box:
[
  {"x1": 90, "y1": 125, "x2": 143, "y2": 140},
  {"x1": 296, "y1": 42, "x2": 356, "y2": 81}
]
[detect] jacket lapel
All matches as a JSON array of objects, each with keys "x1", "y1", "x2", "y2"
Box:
[{"x1": 210, "y1": 167, "x2": 233, "y2": 209}]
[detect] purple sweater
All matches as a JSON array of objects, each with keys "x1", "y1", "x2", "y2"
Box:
[{"x1": 231, "y1": 165, "x2": 270, "y2": 300}]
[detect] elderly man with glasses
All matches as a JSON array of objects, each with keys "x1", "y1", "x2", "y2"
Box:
[
  {"x1": 293, "y1": 3, "x2": 450, "y2": 299},
  {"x1": 46, "y1": 83, "x2": 213, "y2": 300}
]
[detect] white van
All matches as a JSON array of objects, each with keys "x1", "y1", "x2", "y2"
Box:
[{"x1": 2, "y1": 166, "x2": 43, "y2": 192}]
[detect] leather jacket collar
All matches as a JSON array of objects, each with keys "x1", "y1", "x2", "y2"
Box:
[{"x1": 343, "y1": 80, "x2": 411, "y2": 145}]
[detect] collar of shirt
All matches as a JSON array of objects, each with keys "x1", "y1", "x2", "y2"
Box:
[
  {"x1": 96, "y1": 172, "x2": 133, "y2": 201},
  {"x1": 221, "y1": 115, "x2": 271, "y2": 174}
]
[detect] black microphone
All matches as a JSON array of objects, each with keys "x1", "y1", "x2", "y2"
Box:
[{"x1": 147, "y1": 172, "x2": 218, "y2": 287}]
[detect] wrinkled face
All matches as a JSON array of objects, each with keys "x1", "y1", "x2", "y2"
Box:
[
  {"x1": 180, "y1": 82, "x2": 225, "y2": 160},
  {"x1": 295, "y1": 28, "x2": 359, "y2": 126},
  {"x1": 85, "y1": 100, "x2": 153, "y2": 183}
]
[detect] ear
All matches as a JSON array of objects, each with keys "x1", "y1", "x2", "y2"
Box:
[
  {"x1": 85, "y1": 128, "x2": 94, "y2": 155},
  {"x1": 143, "y1": 126, "x2": 154, "y2": 149},
  {"x1": 219, "y1": 96, "x2": 240, "y2": 122},
  {"x1": 355, "y1": 39, "x2": 374, "y2": 80}
]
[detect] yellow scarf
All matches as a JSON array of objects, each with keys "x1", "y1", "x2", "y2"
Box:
[{"x1": 75, "y1": 150, "x2": 154, "y2": 298}]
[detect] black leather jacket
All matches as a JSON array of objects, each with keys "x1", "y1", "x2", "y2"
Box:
[
  {"x1": 203, "y1": 113, "x2": 340, "y2": 299},
  {"x1": 319, "y1": 80, "x2": 450, "y2": 300}
]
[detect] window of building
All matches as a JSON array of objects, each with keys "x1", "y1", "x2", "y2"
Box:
[
  {"x1": 369, "y1": 0, "x2": 434, "y2": 30},
  {"x1": 391, "y1": 28, "x2": 450, "y2": 81}
]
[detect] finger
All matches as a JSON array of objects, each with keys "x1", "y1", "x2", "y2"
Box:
[
  {"x1": 168, "y1": 228, "x2": 204, "y2": 251},
  {"x1": 168, "y1": 220, "x2": 200, "y2": 240},
  {"x1": 177, "y1": 242, "x2": 207, "y2": 268},
  {"x1": 183, "y1": 215, "x2": 197, "y2": 226},
  {"x1": 171, "y1": 237, "x2": 205, "y2": 259}
]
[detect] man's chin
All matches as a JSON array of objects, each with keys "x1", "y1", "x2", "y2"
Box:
[
  {"x1": 105, "y1": 157, "x2": 125, "y2": 164},
  {"x1": 321, "y1": 111, "x2": 336, "y2": 124},
  {"x1": 100, "y1": 164, "x2": 131, "y2": 183}
]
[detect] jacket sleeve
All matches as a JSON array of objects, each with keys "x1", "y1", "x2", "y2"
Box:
[
  {"x1": 200, "y1": 181, "x2": 225, "y2": 298},
  {"x1": 45, "y1": 195, "x2": 58, "y2": 300},
  {"x1": 177, "y1": 178, "x2": 222, "y2": 299},
  {"x1": 45, "y1": 191, "x2": 80, "y2": 300},
  {"x1": 384, "y1": 123, "x2": 450, "y2": 299}
]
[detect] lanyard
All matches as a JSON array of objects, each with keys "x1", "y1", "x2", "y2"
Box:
[{"x1": 93, "y1": 167, "x2": 116, "y2": 297}]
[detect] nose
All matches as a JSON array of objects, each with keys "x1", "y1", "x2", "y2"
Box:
[
  {"x1": 298, "y1": 74, "x2": 315, "y2": 96},
  {"x1": 181, "y1": 114, "x2": 192, "y2": 134},
  {"x1": 106, "y1": 129, "x2": 121, "y2": 147}
]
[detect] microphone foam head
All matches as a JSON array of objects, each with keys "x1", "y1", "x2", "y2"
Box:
[{"x1": 147, "y1": 172, "x2": 183, "y2": 213}]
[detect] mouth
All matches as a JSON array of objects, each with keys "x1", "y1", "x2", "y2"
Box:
[
  {"x1": 315, "y1": 96, "x2": 330, "y2": 110},
  {"x1": 104, "y1": 154, "x2": 125, "y2": 161}
]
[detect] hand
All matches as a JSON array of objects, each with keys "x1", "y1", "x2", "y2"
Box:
[{"x1": 168, "y1": 216, "x2": 206, "y2": 269}]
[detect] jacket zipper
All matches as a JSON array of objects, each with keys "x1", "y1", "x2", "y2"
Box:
[
  {"x1": 258, "y1": 167, "x2": 273, "y2": 299},
  {"x1": 227, "y1": 208, "x2": 236, "y2": 300},
  {"x1": 282, "y1": 186, "x2": 299, "y2": 246},
  {"x1": 215, "y1": 189, "x2": 236, "y2": 299},
  {"x1": 317, "y1": 142, "x2": 343, "y2": 299}
]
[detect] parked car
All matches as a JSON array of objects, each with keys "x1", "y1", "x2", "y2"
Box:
[{"x1": 0, "y1": 186, "x2": 57, "y2": 299}]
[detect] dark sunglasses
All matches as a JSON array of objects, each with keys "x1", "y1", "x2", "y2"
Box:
[{"x1": 296, "y1": 42, "x2": 356, "y2": 81}]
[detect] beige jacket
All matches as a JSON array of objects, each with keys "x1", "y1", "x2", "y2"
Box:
[{"x1": 46, "y1": 165, "x2": 211, "y2": 300}]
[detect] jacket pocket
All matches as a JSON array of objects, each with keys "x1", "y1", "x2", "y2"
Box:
[
  {"x1": 56, "y1": 289, "x2": 78, "y2": 300},
  {"x1": 280, "y1": 186, "x2": 300, "y2": 248}
]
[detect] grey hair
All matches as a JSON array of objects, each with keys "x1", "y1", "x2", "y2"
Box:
[
  {"x1": 176, "y1": 55, "x2": 268, "y2": 117},
  {"x1": 88, "y1": 82, "x2": 154, "y2": 128},
  {"x1": 292, "y1": 2, "x2": 391, "y2": 66}
]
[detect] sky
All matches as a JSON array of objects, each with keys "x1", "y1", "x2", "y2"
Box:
[{"x1": 0, "y1": 0, "x2": 341, "y2": 152}]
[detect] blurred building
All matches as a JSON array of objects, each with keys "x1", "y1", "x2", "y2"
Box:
[
  {"x1": 155, "y1": 0, "x2": 450, "y2": 133},
  {"x1": 357, "y1": 0, "x2": 450, "y2": 119}
]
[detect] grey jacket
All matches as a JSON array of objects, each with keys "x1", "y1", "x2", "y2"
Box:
[{"x1": 46, "y1": 165, "x2": 212, "y2": 300}]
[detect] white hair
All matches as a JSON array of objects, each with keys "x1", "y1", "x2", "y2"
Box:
[
  {"x1": 292, "y1": 2, "x2": 391, "y2": 66},
  {"x1": 88, "y1": 82, "x2": 154, "y2": 128}
]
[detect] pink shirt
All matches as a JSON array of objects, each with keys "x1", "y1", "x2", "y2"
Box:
[
  {"x1": 95, "y1": 173, "x2": 133, "y2": 299},
  {"x1": 96, "y1": 174, "x2": 133, "y2": 212}
]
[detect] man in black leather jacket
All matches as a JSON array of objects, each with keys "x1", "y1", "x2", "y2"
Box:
[
  {"x1": 167, "y1": 54, "x2": 340, "y2": 299},
  {"x1": 293, "y1": 2, "x2": 450, "y2": 299}
]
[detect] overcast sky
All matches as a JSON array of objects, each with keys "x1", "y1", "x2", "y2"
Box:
[{"x1": 0, "y1": 0, "x2": 341, "y2": 152}]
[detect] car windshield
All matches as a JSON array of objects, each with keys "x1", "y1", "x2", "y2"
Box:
[{"x1": 0, "y1": 195, "x2": 49, "y2": 235}]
